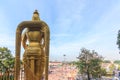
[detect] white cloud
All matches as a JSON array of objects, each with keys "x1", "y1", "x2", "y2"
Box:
[{"x1": 51, "y1": 0, "x2": 86, "y2": 33}]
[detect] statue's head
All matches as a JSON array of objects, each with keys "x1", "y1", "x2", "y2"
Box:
[{"x1": 32, "y1": 10, "x2": 40, "y2": 21}]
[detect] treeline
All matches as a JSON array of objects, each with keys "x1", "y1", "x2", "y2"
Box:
[{"x1": 103, "y1": 60, "x2": 120, "y2": 64}]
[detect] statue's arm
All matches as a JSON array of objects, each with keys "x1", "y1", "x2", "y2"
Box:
[
  {"x1": 41, "y1": 27, "x2": 46, "y2": 48},
  {"x1": 22, "y1": 33, "x2": 27, "y2": 49},
  {"x1": 43, "y1": 33, "x2": 46, "y2": 48}
]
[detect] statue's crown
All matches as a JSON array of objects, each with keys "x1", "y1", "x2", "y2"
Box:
[
  {"x1": 32, "y1": 10, "x2": 40, "y2": 21},
  {"x1": 33, "y1": 10, "x2": 39, "y2": 15}
]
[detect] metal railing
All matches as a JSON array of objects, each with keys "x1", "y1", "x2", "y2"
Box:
[
  {"x1": 0, "y1": 68, "x2": 14, "y2": 80},
  {"x1": 0, "y1": 64, "x2": 44, "y2": 80}
]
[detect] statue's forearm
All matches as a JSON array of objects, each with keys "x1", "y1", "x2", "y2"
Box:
[
  {"x1": 22, "y1": 35, "x2": 27, "y2": 49},
  {"x1": 22, "y1": 41, "x2": 27, "y2": 49}
]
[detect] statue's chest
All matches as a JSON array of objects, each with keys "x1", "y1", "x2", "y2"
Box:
[{"x1": 26, "y1": 31, "x2": 42, "y2": 41}]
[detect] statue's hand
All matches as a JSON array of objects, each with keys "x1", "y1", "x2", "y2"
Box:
[
  {"x1": 41, "y1": 45, "x2": 44, "y2": 49},
  {"x1": 24, "y1": 44, "x2": 28, "y2": 49}
]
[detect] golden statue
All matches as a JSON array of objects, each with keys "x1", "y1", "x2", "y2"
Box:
[{"x1": 14, "y1": 10, "x2": 50, "y2": 80}]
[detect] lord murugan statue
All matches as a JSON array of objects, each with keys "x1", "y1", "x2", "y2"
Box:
[{"x1": 14, "y1": 10, "x2": 50, "y2": 80}]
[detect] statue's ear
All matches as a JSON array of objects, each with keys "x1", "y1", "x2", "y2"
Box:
[{"x1": 40, "y1": 26, "x2": 44, "y2": 32}]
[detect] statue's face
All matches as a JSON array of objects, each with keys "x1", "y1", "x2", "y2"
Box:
[
  {"x1": 32, "y1": 14, "x2": 40, "y2": 21},
  {"x1": 34, "y1": 14, "x2": 39, "y2": 18}
]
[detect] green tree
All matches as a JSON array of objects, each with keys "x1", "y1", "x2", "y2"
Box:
[
  {"x1": 114, "y1": 60, "x2": 120, "y2": 64},
  {"x1": 75, "y1": 48, "x2": 105, "y2": 80},
  {"x1": 0, "y1": 47, "x2": 15, "y2": 70},
  {"x1": 117, "y1": 30, "x2": 120, "y2": 50},
  {"x1": 103, "y1": 60, "x2": 111, "y2": 63}
]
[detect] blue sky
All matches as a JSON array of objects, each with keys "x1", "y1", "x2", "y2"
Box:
[{"x1": 0, "y1": 0, "x2": 120, "y2": 61}]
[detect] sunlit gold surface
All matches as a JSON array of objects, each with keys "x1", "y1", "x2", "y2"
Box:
[{"x1": 15, "y1": 10, "x2": 50, "y2": 80}]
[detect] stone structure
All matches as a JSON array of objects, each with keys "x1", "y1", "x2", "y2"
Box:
[{"x1": 14, "y1": 10, "x2": 50, "y2": 80}]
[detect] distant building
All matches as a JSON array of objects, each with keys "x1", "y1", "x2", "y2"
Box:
[
  {"x1": 49, "y1": 61, "x2": 62, "y2": 66},
  {"x1": 101, "y1": 63, "x2": 111, "y2": 72}
]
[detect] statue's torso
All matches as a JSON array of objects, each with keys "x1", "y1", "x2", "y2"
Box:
[
  {"x1": 25, "y1": 29, "x2": 44, "y2": 55},
  {"x1": 26, "y1": 29, "x2": 43, "y2": 47}
]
